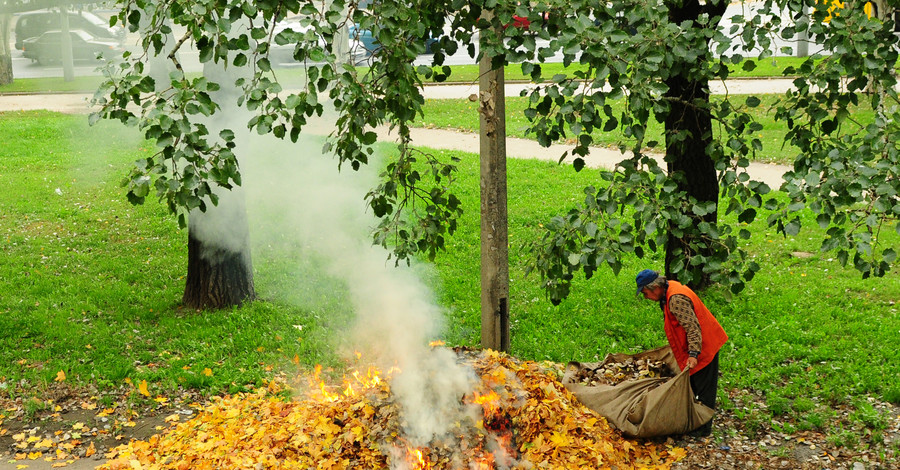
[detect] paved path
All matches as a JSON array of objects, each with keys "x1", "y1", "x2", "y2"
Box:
[{"x1": 0, "y1": 79, "x2": 793, "y2": 188}]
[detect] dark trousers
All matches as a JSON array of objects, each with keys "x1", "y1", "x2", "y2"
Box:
[{"x1": 689, "y1": 352, "x2": 719, "y2": 434}]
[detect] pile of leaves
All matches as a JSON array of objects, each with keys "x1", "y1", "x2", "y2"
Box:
[
  {"x1": 571, "y1": 357, "x2": 674, "y2": 387},
  {"x1": 98, "y1": 349, "x2": 685, "y2": 469}
]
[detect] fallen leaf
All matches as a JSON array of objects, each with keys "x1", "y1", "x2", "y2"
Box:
[
  {"x1": 138, "y1": 380, "x2": 150, "y2": 397},
  {"x1": 202, "y1": 368, "x2": 213, "y2": 377},
  {"x1": 85, "y1": 441, "x2": 96, "y2": 458},
  {"x1": 55, "y1": 370, "x2": 66, "y2": 382}
]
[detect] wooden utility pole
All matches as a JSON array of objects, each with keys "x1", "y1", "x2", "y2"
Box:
[{"x1": 478, "y1": 11, "x2": 509, "y2": 352}]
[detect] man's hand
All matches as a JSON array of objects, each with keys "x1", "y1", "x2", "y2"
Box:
[{"x1": 685, "y1": 357, "x2": 698, "y2": 370}]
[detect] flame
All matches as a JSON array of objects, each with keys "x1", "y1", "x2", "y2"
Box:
[
  {"x1": 307, "y1": 358, "x2": 398, "y2": 403},
  {"x1": 407, "y1": 447, "x2": 429, "y2": 469},
  {"x1": 310, "y1": 364, "x2": 341, "y2": 402},
  {"x1": 473, "y1": 390, "x2": 501, "y2": 416},
  {"x1": 428, "y1": 340, "x2": 445, "y2": 347},
  {"x1": 472, "y1": 453, "x2": 494, "y2": 470}
]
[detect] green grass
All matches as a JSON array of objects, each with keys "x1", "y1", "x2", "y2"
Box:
[
  {"x1": 0, "y1": 76, "x2": 106, "y2": 94},
  {"x1": 421, "y1": 56, "x2": 811, "y2": 85},
  {"x1": 0, "y1": 111, "x2": 346, "y2": 399},
  {"x1": 0, "y1": 56, "x2": 808, "y2": 94},
  {"x1": 1, "y1": 111, "x2": 898, "y2": 454}
]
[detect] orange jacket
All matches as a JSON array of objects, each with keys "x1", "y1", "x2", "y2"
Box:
[{"x1": 663, "y1": 281, "x2": 728, "y2": 375}]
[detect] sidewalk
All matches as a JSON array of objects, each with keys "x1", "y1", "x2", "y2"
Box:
[{"x1": 0, "y1": 80, "x2": 792, "y2": 188}]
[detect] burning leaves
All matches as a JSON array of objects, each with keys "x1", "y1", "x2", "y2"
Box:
[
  {"x1": 98, "y1": 349, "x2": 685, "y2": 469},
  {"x1": 571, "y1": 357, "x2": 675, "y2": 387}
]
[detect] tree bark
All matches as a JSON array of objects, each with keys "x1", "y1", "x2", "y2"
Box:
[
  {"x1": 182, "y1": 201, "x2": 256, "y2": 310},
  {"x1": 663, "y1": 0, "x2": 727, "y2": 289},
  {"x1": 478, "y1": 11, "x2": 510, "y2": 352}
]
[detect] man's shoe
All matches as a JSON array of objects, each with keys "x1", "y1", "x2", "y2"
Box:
[{"x1": 687, "y1": 422, "x2": 712, "y2": 438}]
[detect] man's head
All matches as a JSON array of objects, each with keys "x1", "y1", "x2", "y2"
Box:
[{"x1": 635, "y1": 269, "x2": 667, "y2": 301}]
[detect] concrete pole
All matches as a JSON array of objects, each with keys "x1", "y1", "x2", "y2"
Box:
[
  {"x1": 59, "y1": 6, "x2": 74, "y2": 81},
  {"x1": 797, "y1": 3, "x2": 809, "y2": 57},
  {"x1": 478, "y1": 10, "x2": 509, "y2": 353}
]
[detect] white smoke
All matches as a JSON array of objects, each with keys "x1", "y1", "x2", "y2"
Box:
[
  {"x1": 239, "y1": 129, "x2": 476, "y2": 447},
  {"x1": 175, "y1": 17, "x2": 476, "y2": 456}
]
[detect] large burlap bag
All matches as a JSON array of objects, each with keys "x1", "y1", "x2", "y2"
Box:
[{"x1": 562, "y1": 345, "x2": 714, "y2": 438}]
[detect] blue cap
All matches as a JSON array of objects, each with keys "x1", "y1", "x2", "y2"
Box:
[{"x1": 635, "y1": 269, "x2": 659, "y2": 294}]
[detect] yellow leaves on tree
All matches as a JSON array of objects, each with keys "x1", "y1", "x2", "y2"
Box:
[{"x1": 98, "y1": 350, "x2": 686, "y2": 470}]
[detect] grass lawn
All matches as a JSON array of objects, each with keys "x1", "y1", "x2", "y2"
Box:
[
  {"x1": 1, "y1": 111, "x2": 898, "y2": 459},
  {"x1": 0, "y1": 56, "x2": 808, "y2": 94}
]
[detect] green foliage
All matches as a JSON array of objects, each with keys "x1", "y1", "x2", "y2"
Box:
[
  {"x1": 94, "y1": 0, "x2": 465, "y2": 262},
  {"x1": 510, "y1": 0, "x2": 900, "y2": 302},
  {"x1": 92, "y1": 0, "x2": 898, "y2": 301},
  {"x1": 766, "y1": 2, "x2": 900, "y2": 280}
]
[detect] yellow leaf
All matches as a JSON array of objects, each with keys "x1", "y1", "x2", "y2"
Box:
[
  {"x1": 27, "y1": 451, "x2": 42, "y2": 460},
  {"x1": 54, "y1": 370, "x2": 66, "y2": 382},
  {"x1": 292, "y1": 355, "x2": 300, "y2": 365},
  {"x1": 668, "y1": 446, "x2": 687, "y2": 460},
  {"x1": 138, "y1": 380, "x2": 150, "y2": 397},
  {"x1": 16, "y1": 465, "x2": 29, "y2": 469},
  {"x1": 84, "y1": 441, "x2": 96, "y2": 457},
  {"x1": 549, "y1": 431, "x2": 569, "y2": 447},
  {"x1": 12, "y1": 432, "x2": 25, "y2": 441},
  {"x1": 202, "y1": 368, "x2": 213, "y2": 377}
]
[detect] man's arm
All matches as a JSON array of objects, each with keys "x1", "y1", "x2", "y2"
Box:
[{"x1": 669, "y1": 294, "x2": 702, "y2": 358}]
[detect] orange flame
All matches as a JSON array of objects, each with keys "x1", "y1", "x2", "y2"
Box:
[
  {"x1": 407, "y1": 447, "x2": 429, "y2": 469},
  {"x1": 473, "y1": 390, "x2": 502, "y2": 416},
  {"x1": 472, "y1": 453, "x2": 495, "y2": 469},
  {"x1": 307, "y1": 358, "x2": 398, "y2": 403},
  {"x1": 428, "y1": 340, "x2": 445, "y2": 347}
]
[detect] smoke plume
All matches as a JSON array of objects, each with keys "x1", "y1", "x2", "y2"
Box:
[{"x1": 187, "y1": 21, "x2": 475, "y2": 452}]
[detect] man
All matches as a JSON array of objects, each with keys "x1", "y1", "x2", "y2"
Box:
[{"x1": 635, "y1": 269, "x2": 728, "y2": 437}]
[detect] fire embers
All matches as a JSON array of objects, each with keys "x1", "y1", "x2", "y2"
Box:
[{"x1": 572, "y1": 357, "x2": 675, "y2": 386}]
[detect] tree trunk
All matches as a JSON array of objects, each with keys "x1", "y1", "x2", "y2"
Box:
[
  {"x1": 182, "y1": 199, "x2": 256, "y2": 310},
  {"x1": 0, "y1": 14, "x2": 12, "y2": 86},
  {"x1": 478, "y1": 10, "x2": 510, "y2": 352},
  {"x1": 663, "y1": 0, "x2": 727, "y2": 289}
]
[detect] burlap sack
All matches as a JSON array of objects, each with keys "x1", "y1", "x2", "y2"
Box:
[{"x1": 562, "y1": 345, "x2": 714, "y2": 438}]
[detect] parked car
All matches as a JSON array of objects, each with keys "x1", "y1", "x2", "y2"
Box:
[
  {"x1": 22, "y1": 30, "x2": 123, "y2": 65},
  {"x1": 348, "y1": 24, "x2": 441, "y2": 63},
  {"x1": 15, "y1": 10, "x2": 123, "y2": 50}
]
